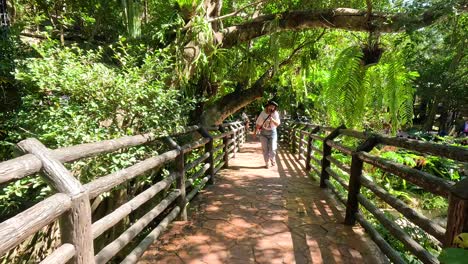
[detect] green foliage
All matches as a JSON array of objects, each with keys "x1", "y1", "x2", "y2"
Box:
[
  {"x1": 323, "y1": 45, "x2": 417, "y2": 132},
  {"x1": 9, "y1": 40, "x2": 193, "y2": 147},
  {"x1": 325, "y1": 46, "x2": 366, "y2": 127},
  {"x1": 0, "y1": 41, "x2": 194, "y2": 221},
  {"x1": 2, "y1": 0, "x2": 467, "y2": 262},
  {"x1": 438, "y1": 248, "x2": 468, "y2": 264}
]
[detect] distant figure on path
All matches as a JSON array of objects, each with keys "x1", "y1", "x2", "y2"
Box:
[
  {"x1": 241, "y1": 111, "x2": 249, "y2": 131},
  {"x1": 254, "y1": 100, "x2": 280, "y2": 168},
  {"x1": 464, "y1": 120, "x2": 468, "y2": 136}
]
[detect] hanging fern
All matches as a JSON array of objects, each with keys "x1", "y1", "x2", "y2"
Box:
[
  {"x1": 323, "y1": 46, "x2": 417, "y2": 132},
  {"x1": 380, "y1": 53, "x2": 418, "y2": 133},
  {"x1": 325, "y1": 46, "x2": 366, "y2": 127}
]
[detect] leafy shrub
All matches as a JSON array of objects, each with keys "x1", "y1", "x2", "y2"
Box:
[{"x1": 0, "y1": 40, "x2": 194, "y2": 219}]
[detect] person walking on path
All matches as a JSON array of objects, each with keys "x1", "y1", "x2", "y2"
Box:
[{"x1": 254, "y1": 100, "x2": 280, "y2": 168}]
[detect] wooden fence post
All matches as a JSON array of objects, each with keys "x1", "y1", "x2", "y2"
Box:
[
  {"x1": 298, "y1": 126, "x2": 304, "y2": 160},
  {"x1": 239, "y1": 123, "x2": 244, "y2": 146},
  {"x1": 219, "y1": 126, "x2": 229, "y2": 168},
  {"x1": 344, "y1": 136, "x2": 379, "y2": 225},
  {"x1": 237, "y1": 123, "x2": 244, "y2": 146},
  {"x1": 17, "y1": 138, "x2": 95, "y2": 264},
  {"x1": 242, "y1": 122, "x2": 247, "y2": 144},
  {"x1": 231, "y1": 125, "x2": 237, "y2": 158},
  {"x1": 164, "y1": 137, "x2": 187, "y2": 221},
  {"x1": 291, "y1": 125, "x2": 297, "y2": 154},
  {"x1": 198, "y1": 127, "x2": 215, "y2": 185},
  {"x1": 305, "y1": 126, "x2": 320, "y2": 172},
  {"x1": 320, "y1": 125, "x2": 346, "y2": 188},
  {"x1": 444, "y1": 178, "x2": 468, "y2": 247},
  {"x1": 287, "y1": 122, "x2": 292, "y2": 145}
]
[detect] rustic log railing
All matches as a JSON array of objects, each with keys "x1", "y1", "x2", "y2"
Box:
[
  {"x1": 0, "y1": 121, "x2": 246, "y2": 264},
  {"x1": 279, "y1": 121, "x2": 468, "y2": 264}
]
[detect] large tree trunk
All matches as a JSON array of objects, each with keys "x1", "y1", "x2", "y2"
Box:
[{"x1": 423, "y1": 99, "x2": 439, "y2": 132}]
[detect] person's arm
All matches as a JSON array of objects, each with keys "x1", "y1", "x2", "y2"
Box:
[
  {"x1": 270, "y1": 111, "x2": 280, "y2": 126},
  {"x1": 253, "y1": 114, "x2": 262, "y2": 137}
]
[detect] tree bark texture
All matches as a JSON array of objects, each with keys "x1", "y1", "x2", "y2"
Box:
[{"x1": 216, "y1": 8, "x2": 447, "y2": 48}]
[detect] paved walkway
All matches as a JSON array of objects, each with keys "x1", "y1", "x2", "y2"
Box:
[{"x1": 139, "y1": 138, "x2": 386, "y2": 264}]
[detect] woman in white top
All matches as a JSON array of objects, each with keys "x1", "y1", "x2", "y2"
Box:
[{"x1": 254, "y1": 100, "x2": 281, "y2": 168}]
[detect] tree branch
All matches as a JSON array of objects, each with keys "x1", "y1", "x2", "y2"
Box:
[
  {"x1": 216, "y1": 7, "x2": 453, "y2": 48},
  {"x1": 208, "y1": 0, "x2": 268, "y2": 22},
  {"x1": 201, "y1": 30, "x2": 327, "y2": 125},
  {"x1": 279, "y1": 29, "x2": 326, "y2": 68}
]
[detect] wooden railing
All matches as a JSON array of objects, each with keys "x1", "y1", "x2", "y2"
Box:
[
  {"x1": 0, "y1": 121, "x2": 246, "y2": 264},
  {"x1": 280, "y1": 121, "x2": 468, "y2": 264}
]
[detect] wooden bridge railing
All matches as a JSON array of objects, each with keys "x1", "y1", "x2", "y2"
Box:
[
  {"x1": 0, "y1": 121, "x2": 246, "y2": 264},
  {"x1": 280, "y1": 121, "x2": 468, "y2": 264}
]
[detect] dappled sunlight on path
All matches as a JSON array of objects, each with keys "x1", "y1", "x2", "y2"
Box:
[{"x1": 138, "y1": 135, "x2": 386, "y2": 264}]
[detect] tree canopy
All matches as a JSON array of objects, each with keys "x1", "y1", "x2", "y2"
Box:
[{"x1": 1, "y1": 0, "x2": 467, "y2": 131}]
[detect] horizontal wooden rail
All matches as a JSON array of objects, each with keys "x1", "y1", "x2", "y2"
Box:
[
  {"x1": 84, "y1": 150, "x2": 179, "y2": 199},
  {"x1": 326, "y1": 155, "x2": 351, "y2": 174},
  {"x1": 324, "y1": 179, "x2": 347, "y2": 205},
  {"x1": 212, "y1": 130, "x2": 234, "y2": 140},
  {"x1": 0, "y1": 121, "x2": 245, "y2": 264},
  {"x1": 309, "y1": 134, "x2": 325, "y2": 141},
  {"x1": 214, "y1": 161, "x2": 225, "y2": 175},
  {"x1": 219, "y1": 121, "x2": 242, "y2": 128},
  {"x1": 326, "y1": 141, "x2": 353, "y2": 155},
  {"x1": 92, "y1": 174, "x2": 177, "y2": 239},
  {"x1": 213, "y1": 144, "x2": 224, "y2": 153},
  {"x1": 187, "y1": 176, "x2": 211, "y2": 201},
  {"x1": 326, "y1": 167, "x2": 349, "y2": 190},
  {"x1": 358, "y1": 194, "x2": 438, "y2": 264},
  {"x1": 181, "y1": 138, "x2": 210, "y2": 154},
  {"x1": 186, "y1": 163, "x2": 211, "y2": 186},
  {"x1": 338, "y1": 129, "x2": 367, "y2": 139},
  {"x1": 214, "y1": 153, "x2": 223, "y2": 165},
  {"x1": 357, "y1": 152, "x2": 453, "y2": 197},
  {"x1": 309, "y1": 155, "x2": 321, "y2": 166},
  {"x1": 120, "y1": 206, "x2": 181, "y2": 264},
  {"x1": 310, "y1": 164, "x2": 321, "y2": 177},
  {"x1": 377, "y1": 136, "x2": 467, "y2": 162},
  {"x1": 360, "y1": 176, "x2": 445, "y2": 243},
  {"x1": 0, "y1": 193, "x2": 72, "y2": 255},
  {"x1": 284, "y1": 121, "x2": 468, "y2": 263},
  {"x1": 95, "y1": 190, "x2": 181, "y2": 264},
  {"x1": 338, "y1": 128, "x2": 468, "y2": 162},
  {"x1": 309, "y1": 145, "x2": 323, "y2": 155},
  {"x1": 185, "y1": 152, "x2": 210, "y2": 172},
  {"x1": 39, "y1": 244, "x2": 76, "y2": 264},
  {"x1": 354, "y1": 213, "x2": 406, "y2": 264},
  {"x1": 0, "y1": 126, "x2": 202, "y2": 184}
]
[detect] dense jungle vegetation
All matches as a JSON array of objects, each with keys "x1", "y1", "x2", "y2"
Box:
[{"x1": 0, "y1": 0, "x2": 467, "y2": 263}]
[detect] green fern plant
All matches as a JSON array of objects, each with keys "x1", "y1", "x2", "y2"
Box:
[
  {"x1": 367, "y1": 52, "x2": 418, "y2": 133},
  {"x1": 325, "y1": 46, "x2": 366, "y2": 127},
  {"x1": 324, "y1": 46, "x2": 417, "y2": 132}
]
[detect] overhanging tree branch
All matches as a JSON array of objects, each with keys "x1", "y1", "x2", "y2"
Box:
[
  {"x1": 201, "y1": 30, "x2": 326, "y2": 125},
  {"x1": 215, "y1": 7, "x2": 454, "y2": 48},
  {"x1": 208, "y1": 0, "x2": 267, "y2": 22}
]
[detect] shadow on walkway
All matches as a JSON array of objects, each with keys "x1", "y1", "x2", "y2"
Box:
[{"x1": 138, "y1": 137, "x2": 386, "y2": 264}]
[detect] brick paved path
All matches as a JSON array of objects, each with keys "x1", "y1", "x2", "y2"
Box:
[{"x1": 139, "y1": 139, "x2": 386, "y2": 264}]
